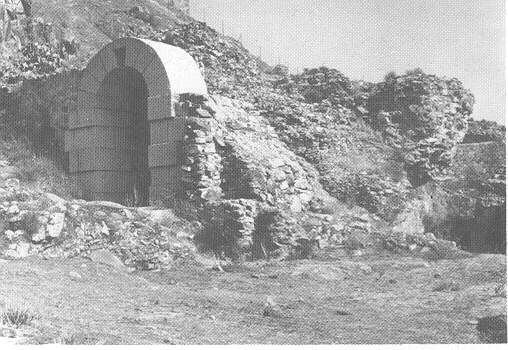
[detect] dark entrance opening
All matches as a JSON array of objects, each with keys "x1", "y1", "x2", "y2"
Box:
[
  {"x1": 95, "y1": 67, "x2": 150, "y2": 206},
  {"x1": 446, "y1": 203, "x2": 506, "y2": 254}
]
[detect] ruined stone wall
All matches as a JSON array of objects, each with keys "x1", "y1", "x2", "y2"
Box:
[
  {"x1": 207, "y1": 95, "x2": 326, "y2": 212},
  {"x1": 193, "y1": 95, "x2": 361, "y2": 260},
  {"x1": 3, "y1": 71, "x2": 383, "y2": 260},
  {"x1": 177, "y1": 94, "x2": 223, "y2": 204}
]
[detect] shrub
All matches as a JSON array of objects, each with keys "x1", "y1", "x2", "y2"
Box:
[
  {"x1": 0, "y1": 136, "x2": 79, "y2": 198},
  {"x1": 384, "y1": 71, "x2": 397, "y2": 83},
  {"x1": 1, "y1": 304, "x2": 36, "y2": 327},
  {"x1": 405, "y1": 67, "x2": 425, "y2": 75}
]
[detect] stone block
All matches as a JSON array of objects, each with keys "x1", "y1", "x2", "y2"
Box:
[
  {"x1": 78, "y1": 67, "x2": 101, "y2": 94},
  {"x1": 148, "y1": 95, "x2": 173, "y2": 120},
  {"x1": 68, "y1": 148, "x2": 132, "y2": 172},
  {"x1": 182, "y1": 143, "x2": 208, "y2": 156},
  {"x1": 65, "y1": 127, "x2": 134, "y2": 151},
  {"x1": 150, "y1": 118, "x2": 185, "y2": 144},
  {"x1": 195, "y1": 108, "x2": 212, "y2": 118},
  {"x1": 143, "y1": 59, "x2": 171, "y2": 97},
  {"x1": 298, "y1": 190, "x2": 314, "y2": 204},
  {"x1": 272, "y1": 169, "x2": 287, "y2": 181},
  {"x1": 124, "y1": 39, "x2": 154, "y2": 73},
  {"x1": 76, "y1": 91, "x2": 100, "y2": 109},
  {"x1": 290, "y1": 196, "x2": 303, "y2": 213},
  {"x1": 150, "y1": 166, "x2": 181, "y2": 188},
  {"x1": 98, "y1": 46, "x2": 117, "y2": 73},
  {"x1": 198, "y1": 187, "x2": 222, "y2": 202},
  {"x1": 69, "y1": 108, "x2": 131, "y2": 129},
  {"x1": 89, "y1": 53, "x2": 110, "y2": 82},
  {"x1": 268, "y1": 158, "x2": 286, "y2": 168},
  {"x1": 148, "y1": 142, "x2": 181, "y2": 167},
  {"x1": 192, "y1": 137, "x2": 209, "y2": 144},
  {"x1": 175, "y1": 101, "x2": 193, "y2": 117},
  {"x1": 89, "y1": 249, "x2": 127, "y2": 271},
  {"x1": 77, "y1": 89, "x2": 131, "y2": 112},
  {"x1": 186, "y1": 117, "x2": 213, "y2": 131}
]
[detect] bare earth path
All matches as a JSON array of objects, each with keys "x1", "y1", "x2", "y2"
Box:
[{"x1": 0, "y1": 251, "x2": 505, "y2": 344}]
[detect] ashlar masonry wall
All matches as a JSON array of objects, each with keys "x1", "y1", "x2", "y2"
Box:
[{"x1": 67, "y1": 37, "x2": 208, "y2": 205}]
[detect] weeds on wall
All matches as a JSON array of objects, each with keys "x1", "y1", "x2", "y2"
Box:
[{"x1": 0, "y1": 129, "x2": 80, "y2": 198}]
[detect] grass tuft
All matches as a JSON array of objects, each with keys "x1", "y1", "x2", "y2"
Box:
[
  {"x1": 0, "y1": 135, "x2": 80, "y2": 199},
  {"x1": 1, "y1": 304, "x2": 36, "y2": 327}
]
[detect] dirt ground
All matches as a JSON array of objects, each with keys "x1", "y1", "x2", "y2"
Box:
[{"x1": 0, "y1": 249, "x2": 506, "y2": 344}]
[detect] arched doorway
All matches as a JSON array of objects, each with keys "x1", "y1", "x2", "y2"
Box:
[
  {"x1": 66, "y1": 37, "x2": 207, "y2": 205},
  {"x1": 97, "y1": 67, "x2": 149, "y2": 205}
]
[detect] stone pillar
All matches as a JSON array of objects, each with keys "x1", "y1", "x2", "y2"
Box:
[{"x1": 179, "y1": 96, "x2": 223, "y2": 204}]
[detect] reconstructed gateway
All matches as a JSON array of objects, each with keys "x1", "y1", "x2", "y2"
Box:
[{"x1": 65, "y1": 37, "x2": 208, "y2": 205}]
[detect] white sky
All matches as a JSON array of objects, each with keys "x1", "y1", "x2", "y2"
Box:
[{"x1": 191, "y1": 0, "x2": 505, "y2": 124}]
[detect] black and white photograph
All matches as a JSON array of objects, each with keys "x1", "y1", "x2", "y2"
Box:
[{"x1": 0, "y1": 0, "x2": 506, "y2": 345}]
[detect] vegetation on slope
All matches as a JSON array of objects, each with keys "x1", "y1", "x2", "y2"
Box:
[{"x1": 0, "y1": 131, "x2": 77, "y2": 198}]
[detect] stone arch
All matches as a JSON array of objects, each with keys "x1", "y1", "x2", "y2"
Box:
[{"x1": 65, "y1": 37, "x2": 207, "y2": 205}]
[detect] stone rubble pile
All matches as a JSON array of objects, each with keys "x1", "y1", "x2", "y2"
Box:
[
  {"x1": 381, "y1": 230, "x2": 473, "y2": 259},
  {"x1": 160, "y1": 22, "x2": 262, "y2": 93},
  {"x1": 273, "y1": 66, "x2": 357, "y2": 108},
  {"x1": 0, "y1": 171, "x2": 197, "y2": 269}
]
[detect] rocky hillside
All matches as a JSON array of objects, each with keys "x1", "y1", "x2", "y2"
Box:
[
  {"x1": 1, "y1": 1, "x2": 188, "y2": 67},
  {"x1": 0, "y1": 2, "x2": 505, "y2": 346},
  {"x1": 0, "y1": 0, "x2": 505, "y2": 261},
  {"x1": 0, "y1": 0, "x2": 265, "y2": 90}
]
